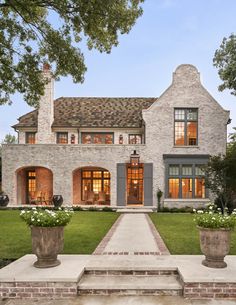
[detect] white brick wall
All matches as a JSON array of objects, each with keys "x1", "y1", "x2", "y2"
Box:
[
  {"x1": 2, "y1": 65, "x2": 229, "y2": 207},
  {"x1": 37, "y1": 70, "x2": 54, "y2": 144}
]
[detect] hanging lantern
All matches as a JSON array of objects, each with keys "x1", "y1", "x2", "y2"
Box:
[{"x1": 130, "y1": 150, "x2": 140, "y2": 167}]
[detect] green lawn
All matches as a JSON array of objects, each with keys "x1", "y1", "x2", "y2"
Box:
[
  {"x1": 0, "y1": 211, "x2": 119, "y2": 259},
  {"x1": 149, "y1": 213, "x2": 236, "y2": 255}
]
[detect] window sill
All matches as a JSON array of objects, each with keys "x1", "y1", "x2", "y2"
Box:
[
  {"x1": 164, "y1": 198, "x2": 209, "y2": 202},
  {"x1": 173, "y1": 146, "x2": 199, "y2": 148}
]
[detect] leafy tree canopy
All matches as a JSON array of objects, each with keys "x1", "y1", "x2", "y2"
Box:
[
  {"x1": 213, "y1": 34, "x2": 236, "y2": 96},
  {"x1": 1, "y1": 133, "x2": 17, "y2": 144},
  {"x1": 0, "y1": 0, "x2": 144, "y2": 106},
  {"x1": 205, "y1": 128, "x2": 236, "y2": 211}
]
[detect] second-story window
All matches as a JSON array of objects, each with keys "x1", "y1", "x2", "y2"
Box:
[
  {"x1": 57, "y1": 132, "x2": 68, "y2": 144},
  {"x1": 81, "y1": 133, "x2": 114, "y2": 144},
  {"x1": 129, "y1": 134, "x2": 142, "y2": 144},
  {"x1": 26, "y1": 132, "x2": 36, "y2": 144},
  {"x1": 174, "y1": 108, "x2": 198, "y2": 146}
]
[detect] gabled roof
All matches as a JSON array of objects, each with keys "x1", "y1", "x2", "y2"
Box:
[{"x1": 13, "y1": 97, "x2": 157, "y2": 129}]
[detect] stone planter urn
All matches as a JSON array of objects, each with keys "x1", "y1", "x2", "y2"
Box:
[
  {"x1": 31, "y1": 226, "x2": 64, "y2": 268},
  {"x1": 0, "y1": 195, "x2": 9, "y2": 207},
  {"x1": 198, "y1": 227, "x2": 231, "y2": 268},
  {"x1": 52, "y1": 195, "x2": 63, "y2": 208}
]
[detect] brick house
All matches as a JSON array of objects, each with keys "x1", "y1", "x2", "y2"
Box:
[{"x1": 2, "y1": 64, "x2": 229, "y2": 208}]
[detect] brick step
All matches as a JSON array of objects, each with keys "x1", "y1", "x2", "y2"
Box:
[
  {"x1": 77, "y1": 274, "x2": 183, "y2": 296},
  {"x1": 84, "y1": 269, "x2": 178, "y2": 276}
]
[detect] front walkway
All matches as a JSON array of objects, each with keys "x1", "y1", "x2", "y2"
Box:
[
  {"x1": 1, "y1": 213, "x2": 236, "y2": 301},
  {"x1": 94, "y1": 213, "x2": 169, "y2": 255},
  {"x1": 2, "y1": 296, "x2": 236, "y2": 305}
]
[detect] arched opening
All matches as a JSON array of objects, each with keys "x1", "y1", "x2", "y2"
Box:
[
  {"x1": 16, "y1": 166, "x2": 53, "y2": 205},
  {"x1": 73, "y1": 167, "x2": 110, "y2": 205}
]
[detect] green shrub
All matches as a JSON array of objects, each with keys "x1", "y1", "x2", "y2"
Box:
[
  {"x1": 88, "y1": 207, "x2": 98, "y2": 211},
  {"x1": 73, "y1": 206, "x2": 83, "y2": 211},
  {"x1": 102, "y1": 206, "x2": 114, "y2": 212}
]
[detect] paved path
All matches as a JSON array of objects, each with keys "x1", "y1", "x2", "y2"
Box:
[
  {"x1": 94, "y1": 213, "x2": 169, "y2": 255},
  {"x1": 2, "y1": 296, "x2": 236, "y2": 305}
]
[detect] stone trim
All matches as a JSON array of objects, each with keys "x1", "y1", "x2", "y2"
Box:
[
  {"x1": 0, "y1": 281, "x2": 77, "y2": 299},
  {"x1": 84, "y1": 270, "x2": 178, "y2": 276},
  {"x1": 92, "y1": 214, "x2": 124, "y2": 255},
  {"x1": 102, "y1": 251, "x2": 161, "y2": 255},
  {"x1": 78, "y1": 288, "x2": 182, "y2": 296},
  {"x1": 145, "y1": 214, "x2": 170, "y2": 255}
]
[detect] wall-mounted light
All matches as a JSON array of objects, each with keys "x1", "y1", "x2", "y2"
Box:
[
  {"x1": 71, "y1": 134, "x2": 75, "y2": 144},
  {"x1": 130, "y1": 150, "x2": 140, "y2": 167}
]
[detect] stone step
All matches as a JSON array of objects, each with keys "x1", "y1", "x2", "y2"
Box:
[
  {"x1": 77, "y1": 274, "x2": 183, "y2": 296},
  {"x1": 84, "y1": 269, "x2": 178, "y2": 276},
  {"x1": 116, "y1": 208, "x2": 154, "y2": 213}
]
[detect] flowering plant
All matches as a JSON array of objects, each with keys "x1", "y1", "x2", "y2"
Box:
[
  {"x1": 193, "y1": 204, "x2": 236, "y2": 229},
  {"x1": 20, "y1": 207, "x2": 73, "y2": 227}
]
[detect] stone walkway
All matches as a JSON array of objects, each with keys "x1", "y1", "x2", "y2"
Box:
[
  {"x1": 2, "y1": 296, "x2": 236, "y2": 305},
  {"x1": 94, "y1": 213, "x2": 169, "y2": 255}
]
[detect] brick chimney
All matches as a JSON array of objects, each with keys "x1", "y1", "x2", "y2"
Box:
[{"x1": 37, "y1": 63, "x2": 54, "y2": 144}]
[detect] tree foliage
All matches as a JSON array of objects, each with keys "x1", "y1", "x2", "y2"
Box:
[
  {"x1": 205, "y1": 128, "x2": 236, "y2": 211},
  {"x1": 0, "y1": 0, "x2": 144, "y2": 106},
  {"x1": 213, "y1": 34, "x2": 236, "y2": 96}
]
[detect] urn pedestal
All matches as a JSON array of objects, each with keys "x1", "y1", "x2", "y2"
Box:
[
  {"x1": 198, "y1": 227, "x2": 231, "y2": 268},
  {"x1": 31, "y1": 226, "x2": 64, "y2": 268}
]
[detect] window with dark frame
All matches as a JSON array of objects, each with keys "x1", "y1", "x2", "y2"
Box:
[
  {"x1": 128, "y1": 134, "x2": 142, "y2": 144},
  {"x1": 26, "y1": 132, "x2": 36, "y2": 144},
  {"x1": 57, "y1": 132, "x2": 68, "y2": 144},
  {"x1": 81, "y1": 133, "x2": 114, "y2": 144},
  {"x1": 81, "y1": 170, "x2": 110, "y2": 200},
  {"x1": 27, "y1": 170, "x2": 36, "y2": 203},
  {"x1": 168, "y1": 164, "x2": 205, "y2": 199},
  {"x1": 174, "y1": 109, "x2": 198, "y2": 146}
]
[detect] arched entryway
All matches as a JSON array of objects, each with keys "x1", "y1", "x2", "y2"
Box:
[
  {"x1": 16, "y1": 166, "x2": 53, "y2": 205},
  {"x1": 73, "y1": 167, "x2": 110, "y2": 205}
]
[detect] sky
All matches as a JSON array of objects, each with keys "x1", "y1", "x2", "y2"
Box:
[{"x1": 0, "y1": 0, "x2": 236, "y2": 141}]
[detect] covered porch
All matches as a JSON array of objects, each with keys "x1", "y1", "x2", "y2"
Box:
[
  {"x1": 73, "y1": 167, "x2": 111, "y2": 206},
  {"x1": 16, "y1": 166, "x2": 53, "y2": 205}
]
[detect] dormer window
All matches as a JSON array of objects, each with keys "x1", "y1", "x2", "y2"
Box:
[
  {"x1": 81, "y1": 133, "x2": 114, "y2": 144},
  {"x1": 174, "y1": 108, "x2": 198, "y2": 146},
  {"x1": 129, "y1": 134, "x2": 142, "y2": 144},
  {"x1": 57, "y1": 132, "x2": 68, "y2": 144},
  {"x1": 26, "y1": 132, "x2": 36, "y2": 144}
]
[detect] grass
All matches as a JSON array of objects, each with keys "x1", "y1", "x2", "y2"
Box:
[
  {"x1": 0, "y1": 210, "x2": 119, "y2": 259},
  {"x1": 149, "y1": 213, "x2": 236, "y2": 255}
]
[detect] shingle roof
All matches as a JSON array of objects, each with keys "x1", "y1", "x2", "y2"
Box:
[{"x1": 13, "y1": 97, "x2": 157, "y2": 129}]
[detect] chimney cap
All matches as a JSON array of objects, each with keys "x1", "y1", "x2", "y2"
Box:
[{"x1": 43, "y1": 62, "x2": 51, "y2": 71}]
